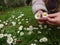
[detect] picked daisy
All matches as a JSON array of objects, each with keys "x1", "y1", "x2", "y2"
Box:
[
  {"x1": 35, "y1": 12, "x2": 41, "y2": 19},
  {"x1": 42, "y1": 12, "x2": 48, "y2": 18}
]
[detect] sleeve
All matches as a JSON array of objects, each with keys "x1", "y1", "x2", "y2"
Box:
[{"x1": 32, "y1": 0, "x2": 48, "y2": 14}]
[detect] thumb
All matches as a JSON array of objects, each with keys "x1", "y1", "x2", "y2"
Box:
[
  {"x1": 47, "y1": 18, "x2": 56, "y2": 23},
  {"x1": 48, "y1": 14, "x2": 57, "y2": 18}
]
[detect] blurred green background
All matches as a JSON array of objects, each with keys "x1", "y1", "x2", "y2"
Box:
[{"x1": 0, "y1": 0, "x2": 60, "y2": 45}]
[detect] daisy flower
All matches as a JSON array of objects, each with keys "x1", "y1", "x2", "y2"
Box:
[
  {"x1": 11, "y1": 21, "x2": 16, "y2": 26},
  {"x1": 38, "y1": 31, "x2": 42, "y2": 34},
  {"x1": 26, "y1": 21, "x2": 29, "y2": 23},
  {"x1": 0, "y1": 34, "x2": 4, "y2": 38},
  {"x1": 20, "y1": 32, "x2": 24, "y2": 36},
  {"x1": 39, "y1": 37, "x2": 48, "y2": 43},
  {"x1": 28, "y1": 31, "x2": 33, "y2": 35},
  {"x1": 19, "y1": 25, "x2": 23, "y2": 31},
  {"x1": 7, "y1": 37, "x2": 13, "y2": 44},
  {"x1": 7, "y1": 34, "x2": 12, "y2": 38},
  {"x1": 0, "y1": 20, "x2": 2, "y2": 22},
  {"x1": 29, "y1": 25, "x2": 33, "y2": 31},
  {"x1": 0, "y1": 24, "x2": 4, "y2": 29},
  {"x1": 31, "y1": 43, "x2": 37, "y2": 45}
]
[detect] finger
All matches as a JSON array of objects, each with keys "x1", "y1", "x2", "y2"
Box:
[
  {"x1": 47, "y1": 18, "x2": 56, "y2": 23},
  {"x1": 47, "y1": 21, "x2": 55, "y2": 25},
  {"x1": 38, "y1": 21, "x2": 44, "y2": 24},
  {"x1": 48, "y1": 14, "x2": 57, "y2": 18},
  {"x1": 39, "y1": 17, "x2": 46, "y2": 21}
]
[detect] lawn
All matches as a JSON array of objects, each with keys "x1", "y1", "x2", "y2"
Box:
[{"x1": 0, "y1": 6, "x2": 60, "y2": 45}]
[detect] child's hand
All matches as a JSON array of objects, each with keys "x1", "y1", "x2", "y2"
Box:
[
  {"x1": 37, "y1": 10, "x2": 48, "y2": 24},
  {"x1": 35, "y1": 10, "x2": 48, "y2": 24},
  {"x1": 47, "y1": 12, "x2": 60, "y2": 25}
]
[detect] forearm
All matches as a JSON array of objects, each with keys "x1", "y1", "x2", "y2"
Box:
[{"x1": 32, "y1": 0, "x2": 48, "y2": 14}]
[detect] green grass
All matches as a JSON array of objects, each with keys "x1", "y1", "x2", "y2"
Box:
[{"x1": 0, "y1": 6, "x2": 60, "y2": 45}]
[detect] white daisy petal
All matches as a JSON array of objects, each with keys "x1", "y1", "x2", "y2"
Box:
[
  {"x1": 0, "y1": 24, "x2": 4, "y2": 29},
  {"x1": 39, "y1": 37, "x2": 48, "y2": 43},
  {"x1": 20, "y1": 32, "x2": 24, "y2": 36},
  {"x1": 0, "y1": 34, "x2": 4, "y2": 38},
  {"x1": 7, "y1": 37, "x2": 13, "y2": 44}
]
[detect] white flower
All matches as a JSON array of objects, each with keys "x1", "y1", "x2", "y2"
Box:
[
  {"x1": 15, "y1": 18, "x2": 18, "y2": 20},
  {"x1": 39, "y1": 25, "x2": 42, "y2": 27},
  {"x1": 24, "y1": 28, "x2": 27, "y2": 30},
  {"x1": 40, "y1": 27, "x2": 43, "y2": 29},
  {"x1": 14, "y1": 38, "x2": 17, "y2": 44},
  {"x1": 4, "y1": 34, "x2": 8, "y2": 36},
  {"x1": 18, "y1": 16, "x2": 22, "y2": 18},
  {"x1": 34, "y1": 40, "x2": 38, "y2": 42},
  {"x1": 39, "y1": 37, "x2": 48, "y2": 43},
  {"x1": 29, "y1": 25, "x2": 33, "y2": 31},
  {"x1": 20, "y1": 32, "x2": 24, "y2": 36},
  {"x1": 18, "y1": 14, "x2": 24, "y2": 19},
  {"x1": 7, "y1": 34, "x2": 12, "y2": 38},
  {"x1": 42, "y1": 12, "x2": 48, "y2": 18},
  {"x1": 11, "y1": 21, "x2": 16, "y2": 26},
  {"x1": 31, "y1": 43, "x2": 36, "y2": 45},
  {"x1": 6, "y1": 20, "x2": 8, "y2": 22},
  {"x1": 21, "y1": 19, "x2": 24, "y2": 21},
  {"x1": 13, "y1": 36, "x2": 16, "y2": 38},
  {"x1": 33, "y1": 27, "x2": 38, "y2": 30},
  {"x1": 12, "y1": 15, "x2": 15, "y2": 19},
  {"x1": 48, "y1": 28, "x2": 52, "y2": 30},
  {"x1": 19, "y1": 25, "x2": 23, "y2": 31},
  {"x1": 1, "y1": 30, "x2": 4, "y2": 33},
  {"x1": 26, "y1": 19, "x2": 28, "y2": 21},
  {"x1": 3, "y1": 21, "x2": 6, "y2": 24},
  {"x1": 26, "y1": 28, "x2": 30, "y2": 31},
  {"x1": 38, "y1": 31, "x2": 41, "y2": 34},
  {"x1": 7, "y1": 37, "x2": 13, "y2": 44},
  {"x1": 57, "y1": 27, "x2": 60, "y2": 29},
  {"x1": 33, "y1": 43, "x2": 36, "y2": 45},
  {"x1": 0, "y1": 20, "x2": 2, "y2": 22},
  {"x1": 0, "y1": 24, "x2": 4, "y2": 29},
  {"x1": 35, "y1": 12, "x2": 40, "y2": 19},
  {"x1": 5, "y1": 22, "x2": 8, "y2": 25},
  {"x1": 3, "y1": 21, "x2": 8, "y2": 25},
  {"x1": 18, "y1": 19, "x2": 20, "y2": 21},
  {"x1": 26, "y1": 21, "x2": 29, "y2": 23},
  {"x1": 31, "y1": 43, "x2": 34, "y2": 45},
  {"x1": 28, "y1": 31, "x2": 32, "y2": 35},
  {"x1": 18, "y1": 22, "x2": 21, "y2": 25},
  {"x1": 8, "y1": 17, "x2": 11, "y2": 20},
  {"x1": 0, "y1": 34, "x2": 4, "y2": 38},
  {"x1": 20, "y1": 14, "x2": 24, "y2": 17},
  {"x1": 17, "y1": 31, "x2": 20, "y2": 34},
  {"x1": 44, "y1": 25, "x2": 47, "y2": 28}
]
